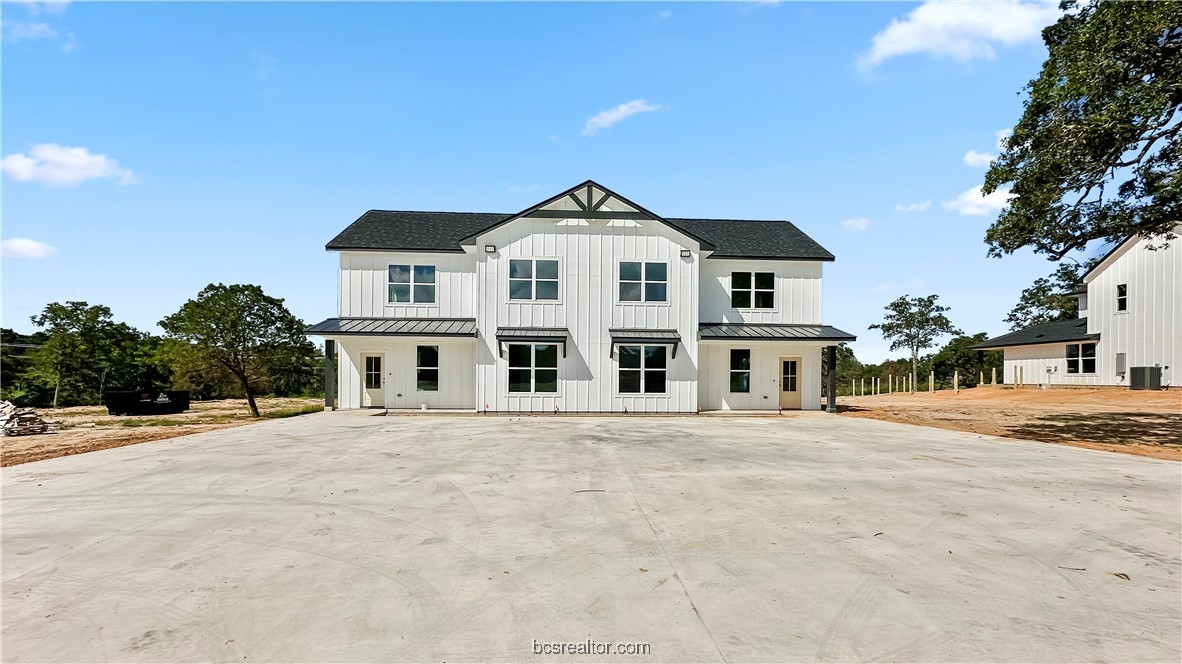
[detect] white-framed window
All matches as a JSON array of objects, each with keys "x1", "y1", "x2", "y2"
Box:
[
  {"x1": 509, "y1": 259, "x2": 560, "y2": 301},
  {"x1": 388, "y1": 265, "x2": 436, "y2": 304},
  {"x1": 731, "y1": 272, "x2": 775, "y2": 309},
  {"x1": 730, "y1": 349, "x2": 751, "y2": 393},
  {"x1": 416, "y1": 346, "x2": 439, "y2": 391},
  {"x1": 618, "y1": 345, "x2": 667, "y2": 394},
  {"x1": 1116, "y1": 283, "x2": 1128, "y2": 312},
  {"x1": 619, "y1": 261, "x2": 668, "y2": 302},
  {"x1": 1066, "y1": 342, "x2": 1096, "y2": 374},
  {"x1": 508, "y1": 344, "x2": 558, "y2": 393},
  {"x1": 364, "y1": 355, "x2": 382, "y2": 389}
]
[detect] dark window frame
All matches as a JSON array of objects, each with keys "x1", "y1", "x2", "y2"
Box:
[
  {"x1": 507, "y1": 343, "x2": 559, "y2": 393},
  {"x1": 729, "y1": 348, "x2": 751, "y2": 393},
  {"x1": 730, "y1": 272, "x2": 775, "y2": 309},
  {"x1": 509, "y1": 259, "x2": 560, "y2": 302},
  {"x1": 388, "y1": 264, "x2": 437, "y2": 304},
  {"x1": 1116, "y1": 283, "x2": 1128, "y2": 312},
  {"x1": 1066, "y1": 342, "x2": 1097, "y2": 374},
  {"x1": 416, "y1": 345, "x2": 439, "y2": 392},
  {"x1": 617, "y1": 344, "x2": 669, "y2": 395},
  {"x1": 618, "y1": 261, "x2": 669, "y2": 303}
]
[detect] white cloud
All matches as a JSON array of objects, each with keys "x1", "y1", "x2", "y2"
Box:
[
  {"x1": 250, "y1": 50, "x2": 278, "y2": 81},
  {"x1": 841, "y1": 217, "x2": 870, "y2": 232},
  {"x1": 963, "y1": 150, "x2": 996, "y2": 167},
  {"x1": 1, "y1": 238, "x2": 56, "y2": 259},
  {"x1": 2, "y1": 143, "x2": 138, "y2": 187},
  {"x1": 583, "y1": 99, "x2": 663, "y2": 136},
  {"x1": 894, "y1": 200, "x2": 931, "y2": 213},
  {"x1": 995, "y1": 128, "x2": 1013, "y2": 150},
  {"x1": 943, "y1": 185, "x2": 1014, "y2": 216},
  {"x1": 2, "y1": 21, "x2": 56, "y2": 41},
  {"x1": 657, "y1": 9, "x2": 672, "y2": 20},
  {"x1": 859, "y1": 0, "x2": 1060, "y2": 68}
]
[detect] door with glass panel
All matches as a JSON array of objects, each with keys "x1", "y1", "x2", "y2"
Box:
[
  {"x1": 361, "y1": 353, "x2": 385, "y2": 408},
  {"x1": 779, "y1": 357, "x2": 801, "y2": 409}
]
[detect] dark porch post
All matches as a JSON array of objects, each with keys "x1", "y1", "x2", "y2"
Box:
[
  {"x1": 324, "y1": 340, "x2": 336, "y2": 411},
  {"x1": 826, "y1": 345, "x2": 837, "y2": 413}
]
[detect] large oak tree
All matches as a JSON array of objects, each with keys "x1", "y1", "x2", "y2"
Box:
[
  {"x1": 984, "y1": 0, "x2": 1182, "y2": 259},
  {"x1": 159, "y1": 284, "x2": 313, "y2": 417}
]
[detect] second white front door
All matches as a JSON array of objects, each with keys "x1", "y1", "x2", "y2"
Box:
[{"x1": 362, "y1": 353, "x2": 385, "y2": 408}]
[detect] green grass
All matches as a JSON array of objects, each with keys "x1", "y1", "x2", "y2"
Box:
[{"x1": 262, "y1": 404, "x2": 324, "y2": 419}]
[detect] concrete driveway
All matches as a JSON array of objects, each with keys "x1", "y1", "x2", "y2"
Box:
[{"x1": 3, "y1": 413, "x2": 1179, "y2": 662}]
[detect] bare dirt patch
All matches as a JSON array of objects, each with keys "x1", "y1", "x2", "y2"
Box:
[
  {"x1": 1, "y1": 397, "x2": 323, "y2": 467},
  {"x1": 840, "y1": 387, "x2": 1182, "y2": 460}
]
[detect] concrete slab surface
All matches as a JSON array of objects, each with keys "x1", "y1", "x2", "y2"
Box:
[{"x1": 3, "y1": 413, "x2": 1180, "y2": 662}]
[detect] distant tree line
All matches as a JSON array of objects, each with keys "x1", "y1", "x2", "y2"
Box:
[
  {"x1": 830, "y1": 294, "x2": 1003, "y2": 396},
  {"x1": 1, "y1": 284, "x2": 322, "y2": 415}
]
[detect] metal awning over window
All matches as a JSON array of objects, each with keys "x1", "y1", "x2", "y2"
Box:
[
  {"x1": 609, "y1": 328, "x2": 681, "y2": 358},
  {"x1": 495, "y1": 328, "x2": 569, "y2": 358}
]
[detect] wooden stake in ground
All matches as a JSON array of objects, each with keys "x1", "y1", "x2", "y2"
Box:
[
  {"x1": 992, "y1": 367, "x2": 997, "y2": 385},
  {"x1": 954, "y1": 370, "x2": 959, "y2": 393},
  {"x1": 930, "y1": 371, "x2": 935, "y2": 392},
  {"x1": 980, "y1": 370, "x2": 984, "y2": 385}
]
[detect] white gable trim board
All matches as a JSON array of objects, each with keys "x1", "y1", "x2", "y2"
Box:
[{"x1": 311, "y1": 181, "x2": 855, "y2": 412}]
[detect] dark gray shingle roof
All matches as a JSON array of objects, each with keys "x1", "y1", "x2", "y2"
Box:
[
  {"x1": 305, "y1": 317, "x2": 478, "y2": 337},
  {"x1": 327, "y1": 211, "x2": 509, "y2": 253},
  {"x1": 327, "y1": 212, "x2": 834, "y2": 261},
  {"x1": 699, "y1": 323, "x2": 856, "y2": 341},
  {"x1": 972, "y1": 317, "x2": 1099, "y2": 350}
]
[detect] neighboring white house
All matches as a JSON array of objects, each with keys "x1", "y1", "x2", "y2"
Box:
[
  {"x1": 974, "y1": 225, "x2": 1181, "y2": 388},
  {"x1": 307, "y1": 181, "x2": 854, "y2": 412}
]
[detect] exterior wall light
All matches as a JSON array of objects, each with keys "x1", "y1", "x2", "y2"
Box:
[
  {"x1": 485, "y1": 245, "x2": 497, "y2": 253},
  {"x1": 680, "y1": 249, "x2": 692, "y2": 258}
]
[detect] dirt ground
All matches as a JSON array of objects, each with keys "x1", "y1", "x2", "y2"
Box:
[
  {"x1": 841, "y1": 386, "x2": 1182, "y2": 460},
  {"x1": 1, "y1": 397, "x2": 323, "y2": 467}
]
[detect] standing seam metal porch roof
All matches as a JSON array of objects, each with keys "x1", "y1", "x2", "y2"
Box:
[
  {"x1": 305, "y1": 317, "x2": 478, "y2": 337},
  {"x1": 698, "y1": 323, "x2": 856, "y2": 341}
]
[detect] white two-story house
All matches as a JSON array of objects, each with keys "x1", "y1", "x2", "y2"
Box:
[
  {"x1": 974, "y1": 225, "x2": 1181, "y2": 388},
  {"x1": 307, "y1": 181, "x2": 855, "y2": 412}
]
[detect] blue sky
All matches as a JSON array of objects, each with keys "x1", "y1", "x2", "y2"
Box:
[{"x1": 3, "y1": 1, "x2": 1086, "y2": 362}]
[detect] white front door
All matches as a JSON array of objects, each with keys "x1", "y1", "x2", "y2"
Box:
[{"x1": 361, "y1": 353, "x2": 385, "y2": 408}]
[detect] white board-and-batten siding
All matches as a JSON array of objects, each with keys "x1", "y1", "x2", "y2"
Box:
[
  {"x1": 473, "y1": 218, "x2": 700, "y2": 412},
  {"x1": 700, "y1": 259, "x2": 822, "y2": 324},
  {"x1": 336, "y1": 337, "x2": 476, "y2": 409},
  {"x1": 1083, "y1": 230, "x2": 1181, "y2": 386},
  {"x1": 339, "y1": 251, "x2": 476, "y2": 318}
]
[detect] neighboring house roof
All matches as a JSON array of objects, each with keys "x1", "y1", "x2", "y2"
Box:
[
  {"x1": 326, "y1": 181, "x2": 835, "y2": 261},
  {"x1": 698, "y1": 323, "x2": 856, "y2": 341},
  {"x1": 305, "y1": 317, "x2": 478, "y2": 337},
  {"x1": 972, "y1": 317, "x2": 1099, "y2": 350}
]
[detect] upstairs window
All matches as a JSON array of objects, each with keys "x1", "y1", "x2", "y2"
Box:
[
  {"x1": 416, "y1": 346, "x2": 439, "y2": 391},
  {"x1": 731, "y1": 272, "x2": 775, "y2": 309},
  {"x1": 1116, "y1": 284, "x2": 1128, "y2": 312},
  {"x1": 619, "y1": 262, "x2": 668, "y2": 302},
  {"x1": 618, "y1": 345, "x2": 667, "y2": 394},
  {"x1": 389, "y1": 265, "x2": 436, "y2": 304},
  {"x1": 508, "y1": 344, "x2": 558, "y2": 393},
  {"x1": 509, "y1": 259, "x2": 559, "y2": 301},
  {"x1": 1066, "y1": 342, "x2": 1096, "y2": 374},
  {"x1": 730, "y1": 349, "x2": 751, "y2": 393}
]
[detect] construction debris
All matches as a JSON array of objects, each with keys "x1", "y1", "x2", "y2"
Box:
[{"x1": 1, "y1": 402, "x2": 60, "y2": 437}]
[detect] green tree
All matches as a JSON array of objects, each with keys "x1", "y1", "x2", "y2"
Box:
[
  {"x1": 159, "y1": 284, "x2": 313, "y2": 417},
  {"x1": 869, "y1": 295, "x2": 961, "y2": 393},
  {"x1": 984, "y1": 0, "x2": 1182, "y2": 259},
  {"x1": 930, "y1": 334, "x2": 1004, "y2": 389},
  {"x1": 27, "y1": 302, "x2": 142, "y2": 407},
  {"x1": 1005, "y1": 257, "x2": 1100, "y2": 330}
]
